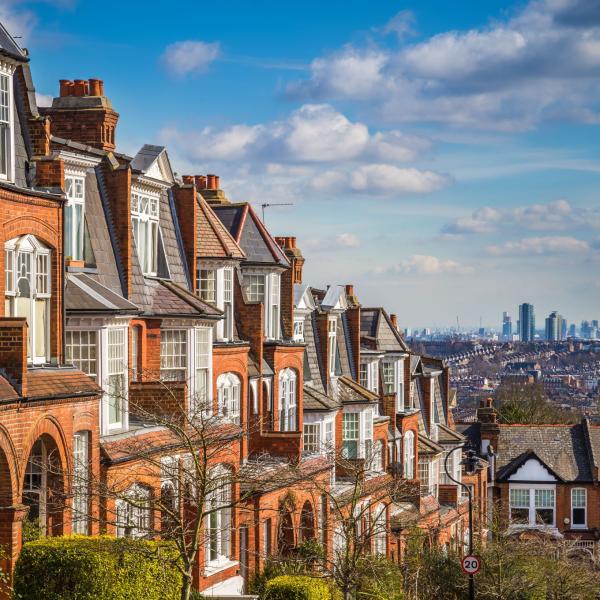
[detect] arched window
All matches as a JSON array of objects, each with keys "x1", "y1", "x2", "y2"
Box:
[
  {"x1": 5, "y1": 235, "x2": 51, "y2": 363},
  {"x1": 116, "y1": 483, "x2": 151, "y2": 539},
  {"x1": 279, "y1": 369, "x2": 297, "y2": 432},
  {"x1": 217, "y1": 373, "x2": 241, "y2": 424},
  {"x1": 205, "y1": 464, "x2": 232, "y2": 565},
  {"x1": 404, "y1": 430, "x2": 415, "y2": 479}
]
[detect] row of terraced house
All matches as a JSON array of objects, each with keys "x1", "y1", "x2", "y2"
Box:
[{"x1": 0, "y1": 23, "x2": 487, "y2": 597}]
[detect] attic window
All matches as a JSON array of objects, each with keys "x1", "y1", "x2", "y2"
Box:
[
  {"x1": 131, "y1": 190, "x2": 159, "y2": 276},
  {"x1": 0, "y1": 72, "x2": 13, "y2": 181},
  {"x1": 65, "y1": 175, "x2": 85, "y2": 261}
]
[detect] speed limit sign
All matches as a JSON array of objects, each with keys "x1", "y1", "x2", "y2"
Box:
[{"x1": 461, "y1": 555, "x2": 481, "y2": 575}]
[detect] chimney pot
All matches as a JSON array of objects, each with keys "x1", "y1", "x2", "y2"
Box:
[
  {"x1": 195, "y1": 175, "x2": 207, "y2": 190},
  {"x1": 345, "y1": 284, "x2": 354, "y2": 297},
  {"x1": 479, "y1": 399, "x2": 485, "y2": 408},
  {"x1": 207, "y1": 174, "x2": 217, "y2": 189},
  {"x1": 486, "y1": 397, "x2": 493, "y2": 407},
  {"x1": 182, "y1": 175, "x2": 194, "y2": 185},
  {"x1": 88, "y1": 78, "x2": 103, "y2": 96},
  {"x1": 214, "y1": 175, "x2": 220, "y2": 189},
  {"x1": 390, "y1": 314, "x2": 398, "y2": 328},
  {"x1": 73, "y1": 79, "x2": 88, "y2": 96},
  {"x1": 59, "y1": 79, "x2": 73, "y2": 97}
]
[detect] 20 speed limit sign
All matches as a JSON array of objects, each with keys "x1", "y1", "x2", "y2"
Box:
[{"x1": 461, "y1": 555, "x2": 481, "y2": 575}]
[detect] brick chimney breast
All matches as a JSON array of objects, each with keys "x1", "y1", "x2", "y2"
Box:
[{"x1": 42, "y1": 78, "x2": 119, "y2": 152}]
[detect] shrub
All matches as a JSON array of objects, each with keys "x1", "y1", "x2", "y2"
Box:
[
  {"x1": 13, "y1": 535, "x2": 182, "y2": 600},
  {"x1": 264, "y1": 575, "x2": 331, "y2": 600}
]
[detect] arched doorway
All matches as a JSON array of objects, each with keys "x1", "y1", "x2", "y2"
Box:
[
  {"x1": 277, "y1": 510, "x2": 294, "y2": 556},
  {"x1": 299, "y1": 501, "x2": 315, "y2": 543},
  {"x1": 22, "y1": 435, "x2": 65, "y2": 540}
]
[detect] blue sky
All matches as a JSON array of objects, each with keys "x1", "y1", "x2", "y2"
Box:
[{"x1": 4, "y1": 0, "x2": 600, "y2": 329}]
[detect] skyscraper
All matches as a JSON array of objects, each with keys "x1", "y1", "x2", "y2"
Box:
[
  {"x1": 502, "y1": 312, "x2": 512, "y2": 339},
  {"x1": 545, "y1": 311, "x2": 564, "y2": 341},
  {"x1": 519, "y1": 303, "x2": 535, "y2": 342},
  {"x1": 568, "y1": 323, "x2": 577, "y2": 337}
]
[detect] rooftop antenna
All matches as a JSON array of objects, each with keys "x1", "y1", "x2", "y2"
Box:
[{"x1": 261, "y1": 202, "x2": 293, "y2": 224}]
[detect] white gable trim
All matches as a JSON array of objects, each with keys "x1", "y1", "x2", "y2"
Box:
[{"x1": 508, "y1": 457, "x2": 557, "y2": 482}]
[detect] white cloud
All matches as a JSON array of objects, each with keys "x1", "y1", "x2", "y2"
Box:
[
  {"x1": 349, "y1": 164, "x2": 450, "y2": 195},
  {"x1": 287, "y1": 0, "x2": 600, "y2": 130},
  {"x1": 487, "y1": 235, "x2": 591, "y2": 255},
  {"x1": 35, "y1": 93, "x2": 53, "y2": 107},
  {"x1": 390, "y1": 254, "x2": 474, "y2": 275},
  {"x1": 161, "y1": 40, "x2": 220, "y2": 77},
  {"x1": 442, "y1": 199, "x2": 600, "y2": 237},
  {"x1": 335, "y1": 233, "x2": 360, "y2": 247},
  {"x1": 382, "y1": 10, "x2": 416, "y2": 41},
  {"x1": 0, "y1": 1, "x2": 36, "y2": 44}
]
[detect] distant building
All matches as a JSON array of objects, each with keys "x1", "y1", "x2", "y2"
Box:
[
  {"x1": 581, "y1": 321, "x2": 598, "y2": 340},
  {"x1": 560, "y1": 318, "x2": 568, "y2": 340},
  {"x1": 502, "y1": 312, "x2": 512, "y2": 340},
  {"x1": 568, "y1": 323, "x2": 577, "y2": 337},
  {"x1": 545, "y1": 311, "x2": 564, "y2": 341},
  {"x1": 519, "y1": 303, "x2": 535, "y2": 342}
]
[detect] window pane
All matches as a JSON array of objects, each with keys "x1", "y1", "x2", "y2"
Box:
[
  {"x1": 66, "y1": 330, "x2": 98, "y2": 379},
  {"x1": 160, "y1": 330, "x2": 188, "y2": 381}
]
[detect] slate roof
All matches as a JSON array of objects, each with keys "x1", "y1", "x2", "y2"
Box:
[
  {"x1": 418, "y1": 434, "x2": 444, "y2": 456},
  {"x1": 360, "y1": 308, "x2": 409, "y2": 353},
  {"x1": 197, "y1": 196, "x2": 245, "y2": 259},
  {"x1": 212, "y1": 203, "x2": 289, "y2": 266},
  {"x1": 146, "y1": 279, "x2": 222, "y2": 318},
  {"x1": 335, "y1": 376, "x2": 378, "y2": 404},
  {"x1": 304, "y1": 385, "x2": 340, "y2": 411},
  {"x1": 65, "y1": 273, "x2": 138, "y2": 313},
  {"x1": 495, "y1": 424, "x2": 594, "y2": 482},
  {"x1": 0, "y1": 368, "x2": 101, "y2": 401},
  {"x1": 0, "y1": 21, "x2": 26, "y2": 61},
  {"x1": 437, "y1": 423, "x2": 465, "y2": 444}
]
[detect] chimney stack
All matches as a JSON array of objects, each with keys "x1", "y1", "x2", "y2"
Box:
[
  {"x1": 390, "y1": 314, "x2": 398, "y2": 329},
  {"x1": 0, "y1": 318, "x2": 28, "y2": 396},
  {"x1": 42, "y1": 78, "x2": 119, "y2": 152},
  {"x1": 275, "y1": 237, "x2": 304, "y2": 285}
]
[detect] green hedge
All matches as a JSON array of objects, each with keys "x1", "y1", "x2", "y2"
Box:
[
  {"x1": 264, "y1": 575, "x2": 331, "y2": 600},
  {"x1": 13, "y1": 535, "x2": 182, "y2": 600}
]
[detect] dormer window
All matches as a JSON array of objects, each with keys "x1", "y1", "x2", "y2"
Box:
[
  {"x1": 131, "y1": 190, "x2": 159, "y2": 276},
  {"x1": 327, "y1": 317, "x2": 337, "y2": 376},
  {"x1": 197, "y1": 269, "x2": 216, "y2": 303},
  {"x1": 243, "y1": 272, "x2": 281, "y2": 340},
  {"x1": 197, "y1": 267, "x2": 234, "y2": 341},
  {"x1": 4, "y1": 235, "x2": 51, "y2": 364},
  {"x1": 293, "y1": 318, "x2": 304, "y2": 342},
  {"x1": 0, "y1": 71, "x2": 13, "y2": 181},
  {"x1": 65, "y1": 175, "x2": 85, "y2": 261}
]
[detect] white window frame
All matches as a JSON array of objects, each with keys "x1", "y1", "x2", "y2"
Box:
[
  {"x1": 359, "y1": 358, "x2": 379, "y2": 393},
  {"x1": 205, "y1": 465, "x2": 232, "y2": 567},
  {"x1": 195, "y1": 327, "x2": 212, "y2": 415},
  {"x1": 116, "y1": 483, "x2": 151, "y2": 539},
  {"x1": 278, "y1": 368, "x2": 297, "y2": 431},
  {"x1": 4, "y1": 235, "x2": 51, "y2": 364},
  {"x1": 217, "y1": 372, "x2": 241, "y2": 424},
  {"x1": 243, "y1": 271, "x2": 281, "y2": 340},
  {"x1": 72, "y1": 430, "x2": 90, "y2": 535},
  {"x1": 66, "y1": 330, "x2": 98, "y2": 381},
  {"x1": 0, "y1": 66, "x2": 15, "y2": 183},
  {"x1": 131, "y1": 188, "x2": 160, "y2": 276},
  {"x1": 197, "y1": 269, "x2": 216, "y2": 303},
  {"x1": 342, "y1": 412, "x2": 360, "y2": 459},
  {"x1": 64, "y1": 174, "x2": 86, "y2": 261},
  {"x1": 509, "y1": 484, "x2": 556, "y2": 527},
  {"x1": 160, "y1": 329, "x2": 188, "y2": 381},
  {"x1": 382, "y1": 360, "x2": 396, "y2": 395},
  {"x1": 404, "y1": 430, "x2": 415, "y2": 479},
  {"x1": 571, "y1": 488, "x2": 587, "y2": 529},
  {"x1": 327, "y1": 317, "x2": 337, "y2": 376},
  {"x1": 373, "y1": 503, "x2": 387, "y2": 556},
  {"x1": 293, "y1": 317, "x2": 305, "y2": 342},
  {"x1": 303, "y1": 422, "x2": 321, "y2": 454},
  {"x1": 107, "y1": 327, "x2": 127, "y2": 432}
]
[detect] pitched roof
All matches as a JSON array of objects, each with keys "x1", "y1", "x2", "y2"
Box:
[
  {"x1": 418, "y1": 434, "x2": 444, "y2": 456},
  {"x1": 495, "y1": 423, "x2": 594, "y2": 482},
  {"x1": 304, "y1": 385, "x2": 340, "y2": 411},
  {"x1": 197, "y1": 196, "x2": 245, "y2": 259},
  {"x1": 212, "y1": 203, "x2": 289, "y2": 266},
  {"x1": 361, "y1": 308, "x2": 409, "y2": 352},
  {"x1": 437, "y1": 423, "x2": 465, "y2": 444},
  {"x1": 147, "y1": 279, "x2": 222, "y2": 318},
  {"x1": 65, "y1": 273, "x2": 138, "y2": 313},
  {"x1": 335, "y1": 376, "x2": 378, "y2": 404},
  {"x1": 0, "y1": 21, "x2": 26, "y2": 61}
]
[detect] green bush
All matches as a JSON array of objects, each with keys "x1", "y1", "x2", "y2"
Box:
[
  {"x1": 13, "y1": 535, "x2": 182, "y2": 600},
  {"x1": 264, "y1": 575, "x2": 331, "y2": 600}
]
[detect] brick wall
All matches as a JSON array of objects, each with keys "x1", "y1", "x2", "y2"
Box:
[
  {"x1": 0, "y1": 319, "x2": 27, "y2": 395},
  {"x1": 172, "y1": 184, "x2": 197, "y2": 290}
]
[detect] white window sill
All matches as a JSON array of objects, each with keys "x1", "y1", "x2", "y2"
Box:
[{"x1": 204, "y1": 558, "x2": 238, "y2": 576}]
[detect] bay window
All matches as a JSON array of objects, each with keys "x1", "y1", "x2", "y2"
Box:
[
  {"x1": 370, "y1": 440, "x2": 384, "y2": 472},
  {"x1": 571, "y1": 488, "x2": 586, "y2": 528},
  {"x1": 65, "y1": 175, "x2": 85, "y2": 261},
  {"x1": 107, "y1": 328, "x2": 127, "y2": 430},
  {"x1": 195, "y1": 328, "x2": 211, "y2": 414},
  {"x1": 160, "y1": 329, "x2": 187, "y2": 381},
  {"x1": 223, "y1": 268, "x2": 233, "y2": 340},
  {"x1": 72, "y1": 431, "x2": 90, "y2": 534},
  {"x1": 217, "y1": 372, "x2": 241, "y2": 424},
  {"x1": 197, "y1": 269, "x2": 216, "y2": 303},
  {"x1": 4, "y1": 235, "x2": 51, "y2": 364},
  {"x1": 418, "y1": 457, "x2": 438, "y2": 497},
  {"x1": 359, "y1": 363, "x2": 368, "y2": 388},
  {"x1": 278, "y1": 368, "x2": 297, "y2": 431},
  {"x1": 205, "y1": 465, "x2": 232, "y2": 566},
  {"x1": 0, "y1": 72, "x2": 12, "y2": 181},
  {"x1": 382, "y1": 361, "x2": 396, "y2": 394},
  {"x1": 342, "y1": 413, "x2": 360, "y2": 459},
  {"x1": 66, "y1": 330, "x2": 98, "y2": 380},
  {"x1": 243, "y1": 272, "x2": 281, "y2": 339},
  {"x1": 509, "y1": 485, "x2": 555, "y2": 527},
  {"x1": 131, "y1": 190, "x2": 159, "y2": 276},
  {"x1": 270, "y1": 275, "x2": 280, "y2": 339},
  {"x1": 245, "y1": 274, "x2": 265, "y2": 302},
  {"x1": 303, "y1": 422, "x2": 321, "y2": 454}
]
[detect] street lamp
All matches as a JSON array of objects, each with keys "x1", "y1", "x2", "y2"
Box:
[{"x1": 444, "y1": 445, "x2": 482, "y2": 600}]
